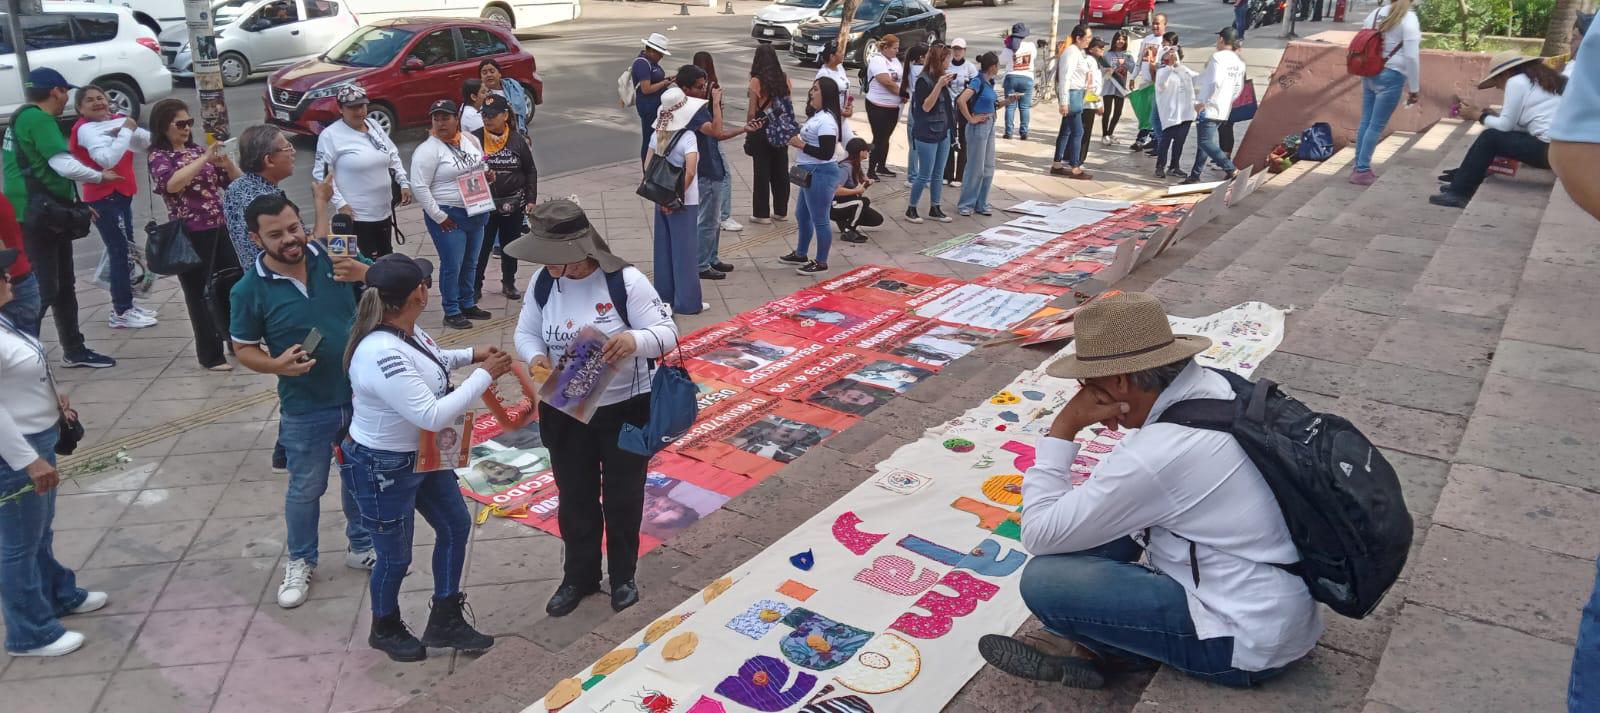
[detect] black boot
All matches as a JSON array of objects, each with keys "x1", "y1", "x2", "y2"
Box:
[
  {"x1": 419, "y1": 593, "x2": 494, "y2": 653},
  {"x1": 369, "y1": 612, "x2": 426, "y2": 662},
  {"x1": 546, "y1": 581, "x2": 601, "y2": 617}
]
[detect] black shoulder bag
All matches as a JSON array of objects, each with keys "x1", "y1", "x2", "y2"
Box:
[
  {"x1": 142, "y1": 151, "x2": 203, "y2": 276},
  {"x1": 12, "y1": 106, "x2": 93, "y2": 241},
  {"x1": 636, "y1": 129, "x2": 691, "y2": 210}
]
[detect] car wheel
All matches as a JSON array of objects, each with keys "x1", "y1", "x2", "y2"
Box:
[
  {"x1": 220, "y1": 52, "x2": 250, "y2": 87},
  {"x1": 98, "y1": 79, "x2": 141, "y2": 120},
  {"x1": 481, "y1": 5, "x2": 513, "y2": 26},
  {"x1": 366, "y1": 103, "x2": 397, "y2": 135},
  {"x1": 947, "y1": 0, "x2": 965, "y2": 6}
]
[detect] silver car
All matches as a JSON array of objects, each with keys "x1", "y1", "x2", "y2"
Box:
[{"x1": 159, "y1": 0, "x2": 357, "y2": 86}]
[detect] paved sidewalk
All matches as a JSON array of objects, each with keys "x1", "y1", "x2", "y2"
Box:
[{"x1": 4, "y1": 103, "x2": 1187, "y2": 713}]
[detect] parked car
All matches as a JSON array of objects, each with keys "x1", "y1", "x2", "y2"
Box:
[
  {"x1": 47, "y1": 0, "x2": 180, "y2": 35},
  {"x1": 342, "y1": 0, "x2": 581, "y2": 32},
  {"x1": 264, "y1": 18, "x2": 536, "y2": 135},
  {"x1": 790, "y1": 0, "x2": 944, "y2": 66},
  {"x1": 751, "y1": 0, "x2": 827, "y2": 47},
  {"x1": 1079, "y1": 0, "x2": 1155, "y2": 31},
  {"x1": 160, "y1": 0, "x2": 360, "y2": 86},
  {"x1": 1, "y1": 2, "x2": 173, "y2": 122}
]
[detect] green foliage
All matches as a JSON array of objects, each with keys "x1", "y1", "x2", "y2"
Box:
[{"x1": 1417, "y1": 0, "x2": 1554, "y2": 48}]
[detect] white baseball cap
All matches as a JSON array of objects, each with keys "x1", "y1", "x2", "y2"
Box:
[{"x1": 951, "y1": 37, "x2": 967, "y2": 48}]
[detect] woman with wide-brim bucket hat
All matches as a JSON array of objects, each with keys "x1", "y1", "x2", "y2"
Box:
[
  {"x1": 631, "y1": 33, "x2": 675, "y2": 158},
  {"x1": 505, "y1": 199, "x2": 680, "y2": 617},
  {"x1": 1431, "y1": 50, "x2": 1565, "y2": 208},
  {"x1": 642, "y1": 86, "x2": 709, "y2": 315}
]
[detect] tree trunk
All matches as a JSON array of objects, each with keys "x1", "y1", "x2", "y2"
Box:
[
  {"x1": 1543, "y1": 0, "x2": 1579, "y2": 57},
  {"x1": 1456, "y1": 0, "x2": 1471, "y2": 49},
  {"x1": 837, "y1": 0, "x2": 859, "y2": 55}
]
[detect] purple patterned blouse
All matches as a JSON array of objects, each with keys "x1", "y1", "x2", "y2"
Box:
[{"x1": 148, "y1": 144, "x2": 232, "y2": 232}]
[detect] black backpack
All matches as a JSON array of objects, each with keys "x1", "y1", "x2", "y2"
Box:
[{"x1": 1157, "y1": 367, "x2": 1412, "y2": 619}]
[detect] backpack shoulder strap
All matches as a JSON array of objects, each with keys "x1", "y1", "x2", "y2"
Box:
[
  {"x1": 1155, "y1": 398, "x2": 1235, "y2": 431},
  {"x1": 533, "y1": 269, "x2": 555, "y2": 308},
  {"x1": 605, "y1": 268, "x2": 632, "y2": 329}
]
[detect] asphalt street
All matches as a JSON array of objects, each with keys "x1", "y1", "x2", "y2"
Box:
[{"x1": 81, "y1": 0, "x2": 1244, "y2": 270}]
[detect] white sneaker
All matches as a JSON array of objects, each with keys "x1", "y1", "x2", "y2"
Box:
[
  {"x1": 9, "y1": 631, "x2": 84, "y2": 657},
  {"x1": 345, "y1": 549, "x2": 377, "y2": 571},
  {"x1": 720, "y1": 218, "x2": 744, "y2": 232},
  {"x1": 132, "y1": 304, "x2": 159, "y2": 318},
  {"x1": 69, "y1": 591, "x2": 108, "y2": 615},
  {"x1": 277, "y1": 558, "x2": 314, "y2": 609},
  {"x1": 108, "y1": 309, "x2": 157, "y2": 329}
]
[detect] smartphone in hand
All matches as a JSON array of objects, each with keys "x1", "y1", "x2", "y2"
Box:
[{"x1": 299, "y1": 328, "x2": 323, "y2": 362}]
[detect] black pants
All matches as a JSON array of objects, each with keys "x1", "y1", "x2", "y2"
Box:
[
  {"x1": 539, "y1": 393, "x2": 652, "y2": 586},
  {"x1": 1101, "y1": 95, "x2": 1125, "y2": 137},
  {"x1": 353, "y1": 218, "x2": 394, "y2": 258},
  {"x1": 1449, "y1": 128, "x2": 1551, "y2": 198},
  {"x1": 1080, "y1": 109, "x2": 1099, "y2": 165},
  {"x1": 750, "y1": 142, "x2": 790, "y2": 220},
  {"x1": 1158, "y1": 120, "x2": 1192, "y2": 172},
  {"x1": 19, "y1": 226, "x2": 84, "y2": 353},
  {"x1": 475, "y1": 207, "x2": 522, "y2": 296},
  {"x1": 1219, "y1": 120, "x2": 1236, "y2": 157},
  {"x1": 866, "y1": 101, "x2": 900, "y2": 174},
  {"x1": 832, "y1": 195, "x2": 884, "y2": 233},
  {"x1": 945, "y1": 117, "x2": 968, "y2": 182},
  {"x1": 176, "y1": 227, "x2": 237, "y2": 367}
]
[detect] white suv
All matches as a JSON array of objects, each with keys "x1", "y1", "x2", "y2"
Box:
[
  {"x1": 0, "y1": 3, "x2": 173, "y2": 122},
  {"x1": 159, "y1": 0, "x2": 360, "y2": 87}
]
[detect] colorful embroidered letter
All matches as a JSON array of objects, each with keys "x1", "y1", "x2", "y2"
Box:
[
  {"x1": 778, "y1": 579, "x2": 817, "y2": 602},
  {"x1": 799, "y1": 694, "x2": 876, "y2": 713},
  {"x1": 854, "y1": 555, "x2": 941, "y2": 596},
  {"x1": 779, "y1": 608, "x2": 874, "y2": 671},
  {"x1": 726, "y1": 600, "x2": 793, "y2": 640},
  {"x1": 955, "y1": 539, "x2": 1028, "y2": 577},
  {"x1": 687, "y1": 696, "x2": 728, "y2": 713},
  {"x1": 714, "y1": 656, "x2": 818, "y2": 712},
  {"x1": 992, "y1": 509, "x2": 1023, "y2": 541},
  {"x1": 888, "y1": 571, "x2": 1001, "y2": 639},
  {"x1": 896, "y1": 534, "x2": 962, "y2": 566},
  {"x1": 832, "y1": 512, "x2": 887, "y2": 556},
  {"x1": 1001, "y1": 440, "x2": 1036, "y2": 471},
  {"x1": 952, "y1": 496, "x2": 1014, "y2": 530},
  {"x1": 980, "y1": 475, "x2": 1025, "y2": 506}
]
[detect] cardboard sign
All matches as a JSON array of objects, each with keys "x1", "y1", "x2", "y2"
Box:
[
  {"x1": 458, "y1": 169, "x2": 495, "y2": 216},
  {"x1": 419, "y1": 408, "x2": 474, "y2": 471}
]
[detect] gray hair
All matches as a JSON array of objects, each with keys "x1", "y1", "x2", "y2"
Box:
[
  {"x1": 239, "y1": 125, "x2": 284, "y2": 174},
  {"x1": 1127, "y1": 358, "x2": 1192, "y2": 392}
]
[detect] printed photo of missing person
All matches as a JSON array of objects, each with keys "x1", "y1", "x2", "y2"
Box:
[
  {"x1": 1032, "y1": 270, "x2": 1095, "y2": 288},
  {"x1": 728, "y1": 414, "x2": 835, "y2": 464},
  {"x1": 849, "y1": 360, "x2": 935, "y2": 392},
  {"x1": 807, "y1": 377, "x2": 896, "y2": 416},
  {"x1": 457, "y1": 445, "x2": 550, "y2": 495},
  {"x1": 699, "y1": 338, "x2": 797, "y2": 372},
  {"x1": 791, "y1": 307, "x2": 862, "y2": 329},
  {"x1": 870, "y1": 278, "x2": 928, "y2": 296},
  {"x1": 641, "y1": 473, "x2": 730, "y2": 540}
]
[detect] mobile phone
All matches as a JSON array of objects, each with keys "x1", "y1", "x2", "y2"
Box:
[{"x1": 299, "y1": 328, "x2": 323, "y2": 362}]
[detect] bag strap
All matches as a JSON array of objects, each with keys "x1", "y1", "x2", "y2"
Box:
[
  {"x1": 11, "y1": 107, "x2": 66, "y2": 203},
  {"x1": 373, "y1": 324, "x2": 454, "y2": 394}
]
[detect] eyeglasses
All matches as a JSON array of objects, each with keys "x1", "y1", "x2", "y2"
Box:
[
  {"x1": 174, "y1": 119, "x2": 194, "y2": 129},
  {"x1": 271, "y1": 144, "x2": 295, "y2": 154}
]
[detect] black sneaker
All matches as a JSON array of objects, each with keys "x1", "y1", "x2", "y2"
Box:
[
  {"x1": 1154, "y1": 167, "x2": 1166, "y2": 179},
  {"x1": 1429, "y1": 191, "x2": 1469, "y2": 208},
  {"x1": 546, "y1": 581, "x2": 600, "y2": 617},
  {"x1": 928, "y1": 206, "x2": 952, "y2": 223},
  {"x1": 461, "y1": 307, "x2": 493, "y2": 320},
  {"x1": 796, "y1": 260, "x2": 830, "y2": 276},
  {"x1": 777, "y1": 252, "x2": 809, "y2": 265},
  {"x1": 271, "y1": 447, "x2": 287, "y2": 474},
  {"x1": 369, "y1": 612, "x2": 426, "y2": 662},
  {"x1": 1003, "y1": 132, "x2": 1013, "y2": 140},
  {"x1": 840, "y1": 229, "x2": 867, "y2": 244},
  {"x1": 420, "y1": 592, "x2": 494, "y2": 653},
  {"x1": 61, "y1": 349, "x2": 115, "y2": 369},
  {"x1": 699, "y1": 269, "x2": 727, "y2": 280},
  {"x1": 978, "y1": 634, "x2": 1105, "y2": 689},
  {"x1": 503, "y1": 283, "x2": 522, "y2": 300},
  {"x1": 443, "y1": 314, "x2": 472, "y2": 329},
  {"x1": 1179, "y1": 175, "x2": 1200, "y2": 185},
  {"x1": 1019, "y1": 130, "x2": 1029, "y2": 141},
  {"x1": 712, "y1": 261, "x2": 735, "y2": 272},
  {"x1": 975, "y1": 209, "x2": 992, "y2": 217},
  {"x1": 876, "y1": 167, "x2": 897, "y2": 178},
  {"x1": 904, "y1": 207, "x2": 923, "y2": 224}
]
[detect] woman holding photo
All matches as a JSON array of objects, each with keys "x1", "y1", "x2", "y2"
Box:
[
  {"x1": 508, "y1": 199, "x2": 679, "y2": 617},
  {"x1": 411, "y1": 99, "x2": 491, "y2": 330}
]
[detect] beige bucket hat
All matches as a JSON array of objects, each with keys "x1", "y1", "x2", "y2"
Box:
[
  {"x1": 503, "y1": 199, "x2": 630, "y2": 272},
  {"x1": 1478, "y1": 51, "x2": 1541, "y2": 89},
  {"x1": 1045, "y1": 292, "x2": 1212, "y2": 380}
]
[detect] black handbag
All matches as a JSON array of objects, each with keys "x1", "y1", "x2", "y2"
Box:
[
  {"x1": 787, "y1": 164, "x2": 813, "y2": 188},
  {"x1": 636, "y1": 129, "x2": 690, "y2": 210},
  {"x1": 12, "y1": 111, "x2": 92, "y2": 241},
  {"x1": 202, "y1": 233, "x2": 241, "y2": 341},
  {"x1": 142, "y1": 159, "x2": 204, "y2": 275},
  {"x1": 0, "y1": 318, "x2": 83, "y2": 455}
]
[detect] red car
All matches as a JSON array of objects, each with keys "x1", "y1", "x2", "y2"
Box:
[
  {"x1": 1078, "y1": 0, "x2": 1157, "y2": 31},
  {"x1": 264, "y1": 18, "x2": 539, "y2": 135}
]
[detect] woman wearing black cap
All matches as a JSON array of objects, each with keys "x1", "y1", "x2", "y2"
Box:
[
  {"x1": 507, "y1": 199, "x2": 679, "y2": 617},
  {"x1": 342, "y1": 254, "x2": 512, "y2": 662},
  {"x1": 410, "y1": 99, "x2": 491, "y2": 330},
  {"x1": 472, "y1": 95, "x2": 535, "y2": 302}
]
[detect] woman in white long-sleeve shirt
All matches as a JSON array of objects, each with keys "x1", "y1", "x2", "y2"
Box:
[
  {"x1": 1350, "y1": 0, "x2": 1421, "y2": 184},
  {"x1": 312, "y1": 85, "x2": 411, "y2": 258},
  {"x1": 1433, "y1": 54, "x2": 1566, "y2": 208},
  {"x1": 506, "y1": 199, "x2": 679, "y2": 617},
  {"x1": 341, "y1": 253, "x2": 510, "y2": 662},
  {"x1": 410, "y1": 99, "x2": 491, "y2": 330},
  {"x1": 1154, "y1": 47, "x2": 1197, "y2": 178},
  {"x1": 1051, "y1": 25, "x2": 1095, "y2": 180},
  {"x1": 0, "y1": 249, "x2": 108, "y2": 658},
  {"x1": 68, "y1": 85, "x2": 154, "y2": 328}
]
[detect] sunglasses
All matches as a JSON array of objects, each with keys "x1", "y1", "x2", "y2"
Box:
[{"x1": 174, "y1": 119, "x2": 194, "y2": 129}]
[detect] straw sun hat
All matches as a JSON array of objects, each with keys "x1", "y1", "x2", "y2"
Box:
[
  {"x1": 1478, "y1": 51, "x2": 1542, "y2": 89},
  {"x1": 1045, "y1": 292, "x2": 1212, "y2": 380}
]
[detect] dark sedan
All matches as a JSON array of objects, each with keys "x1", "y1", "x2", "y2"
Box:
[{"x1": 788, "y1": 0, "x2": 946, "y2": 66}]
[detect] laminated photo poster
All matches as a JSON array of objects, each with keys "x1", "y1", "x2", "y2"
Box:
[{"x1": 523, "y1": 302, "x2": 1288, "y2": 713}]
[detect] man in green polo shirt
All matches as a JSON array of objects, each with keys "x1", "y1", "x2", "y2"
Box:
[{"x1": 229, "y1": 175, "x2": 375, "y2": 609}]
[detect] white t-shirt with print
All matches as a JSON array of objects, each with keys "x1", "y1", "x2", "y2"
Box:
[
  {"x1": 513, "y1": 267, "x2": 679, "y2": 408},
  {"x1": 795, "y1": 110, "x2": 841, "y2": 166},
  {"x1": 865, "y1": 54, "x2": 903, "y2": 107},
  {"x1": 647, "y1": 130, "x2": 701, "y2": 205},
  {"x1": 1002, "y1": 41, "x2": 1036, "y2": 78}
]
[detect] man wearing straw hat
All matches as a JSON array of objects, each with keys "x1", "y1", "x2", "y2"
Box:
[{"x1": 978, "y1": 293, "x2": 1322, "y2": 690}]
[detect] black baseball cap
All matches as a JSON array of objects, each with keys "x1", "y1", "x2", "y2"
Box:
[
  {"x1": 366, "y1": 254, "x2": 435, "y2": 306},
  {"x1": 481, "y1": 95, "x2": 511, "y2": 117},
  {"x1": 428, "y1": 99, "x2": 459, "y2": 117}
]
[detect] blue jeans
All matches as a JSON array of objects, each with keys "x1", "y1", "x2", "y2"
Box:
[
  {"x1": 1189, "y1": 113, "x2": 1237, "y2": 179},
  {"x1": 1019, "y1": 537, "x2": 1289, "y2": 688},
  {"x1": 0, "y1": 428, "x2": 88, "y2": 653},
  {"x1": 0, "y1": 273, "x2": 42, "y2": 337},
  {"x1": 89, "y1": 192, "x2": 135, "y2": 314},
  {"x1": 423, "y1": 205, "x2": 489, "y2": 317},
  {"x1": 958, "y1": 119, "x2": 997, "y2": 212},
  {"x1": 340, "y1": 439, "x2": 470, "y2": 618},
  {"x1": 1235, "y1": 1, "x2": 1250, "y2": 38},
  {"x1": 1055, "y1": 109, "x2": 1085, "y2": 166},
  {"x1": 653, "y1": 204, "x2": 702, "y2": 314},
  {"x1": 1570, "y1": 556, "x2": 1600, "y2": 711},
  {"x1": 906, "y1": 112, "x2": 919, "y2": 180},
  {"x1": 280, "y1": 404, "x2": 369, "y2": 565},
  {"x1": 910, "y1": 134, "x2": 951, "y2": 209},
  {"x1": 1003, "y1": 74, "x2": 1034, "y2": 135},
  {"x1": 1354, "y1": 68, "x2": 1407, "y2": 173},
  {"x1": 719, "y1": 163, "x2": 733, "y2": 221},
  {"x1": 794, "y1": 160, "x2": 842, "y2": 265},
  {"x1": 696, "y1": 178, "x2": 724, "y2": 272}
]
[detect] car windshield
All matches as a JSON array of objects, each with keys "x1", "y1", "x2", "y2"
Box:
[
  {"x1": 323, "y1": 26, "x2": 417, "y2": 67},
  {"x1": 776, "y1": 0, "x2": 826, "y2": 7},
  {"x1": 213, "y1": 0, "x2": 259, "y2": 26},
  {"x1": 821, "y1": 0, "x2": 888, "y2": 18}
]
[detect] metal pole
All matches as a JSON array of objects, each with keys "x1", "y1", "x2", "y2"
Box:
[
  {"x1": 1283, "y1": 0, "x2": 1298, "y2": 39},
  {"x1": 183, "y1": 0, "x2": 230, "y2": 143},
  {"x1": 5, "y1": 0, "x2": 32, "y2": 95},
  {"x1": 1049, "y1": 0, "x2": 1061, "y2": 59}
]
